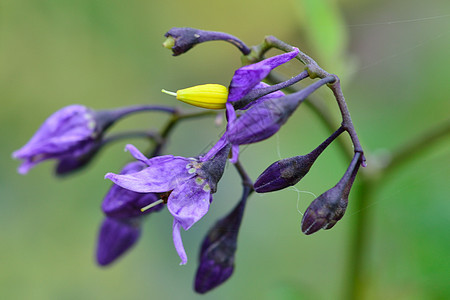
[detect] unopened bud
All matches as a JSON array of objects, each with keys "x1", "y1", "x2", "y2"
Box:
[
  {"x1": 301, "y1": 152, "x2": 362, "y2": 235},
  {"x1": 254, "y1": 127, "x2": 345, "y2": 193}
]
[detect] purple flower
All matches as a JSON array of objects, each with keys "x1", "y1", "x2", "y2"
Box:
[
  {"x1": 222, "y1": 49, "x2": 300, "y2": 161},
  {"x1": 12, "y1": 105, "x2": 101, "y2": 174},
  {"x1": 97, "y1": 161, "x2": 164, "y2": 266},
  {"x1": 105, "y1": 143, "x2": 229, "y2": 265}
]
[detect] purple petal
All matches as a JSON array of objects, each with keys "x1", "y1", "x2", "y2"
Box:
[
  {"x1": 227, "y1": 100, "x2": 283, "y2": 145},
  {"x1": 240, "y1": 82, "x2": 286, "y2": 110},
  {"x1": 102, "y1": 162, "x2": 164, "y2": 218},
  {"x1": 227, "y1": 48, "x2": 299, "y2": 102},
  {"x1": 13, "y1": 105, "x2": 95, "y2": 158},
  {"x1": 227, "y1": 94, "x2": 300, "y2": 145},
  {"x1": 105, "y1": 156, "x2": 192, "y2": 193},
  {"x1": 172, "y1": 220, "x2": 188, "y2": 265},
  {"x1": 96, "y1": 217, "x2": 141, "y2": 266},
  {"x1": 229, "y1": 145, "x2": 239, "y2": 164},
  {"x1": 124, "y1": 144, "x2": 151, "y2": 165},
  {"x1": 167, "y1": 180, "x2": 211, "y2": 231}
]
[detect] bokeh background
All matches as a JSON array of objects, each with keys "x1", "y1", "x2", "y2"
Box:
[{"x1": 1, "y1": 0, "x2": 449, "y2": 299}]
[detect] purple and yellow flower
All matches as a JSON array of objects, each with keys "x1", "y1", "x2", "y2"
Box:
[
  {"x1": 104, "y1": 143, "x2": 229, "y2": 265},
  {"x1": 163, "y1": 48, "x2": 301, "y2": 162}
]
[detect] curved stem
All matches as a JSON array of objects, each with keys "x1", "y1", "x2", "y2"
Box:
[
  {"x1": 328, "y1": 77, "x2": 366, "y2": 165},
  {"x1": 265, "y1": 72, "x2": 352, "y2": 160},
  {"x1": 96, "y1": 105, "x2": 177, "y2": 131},
  {"x1": 248, "y1": 36, "x2": 365, "y2": 166},
  {"x1": 234, "y1": 160, "x2": 254, "y2": 190},
  {"x1": 384, "y1": 118, "x2": 450, "y2": 174}
]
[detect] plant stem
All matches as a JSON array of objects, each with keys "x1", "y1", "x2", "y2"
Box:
[
  {"x1": 150, "y1": 110, "x2": 217, "y2": 157},
  {"x1": 344, "y1": 118, "x2": 450, "y2": 299}
]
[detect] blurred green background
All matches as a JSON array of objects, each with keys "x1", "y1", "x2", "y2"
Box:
[{"x1": 1, "y1": 0, "x2": 449, "y2": 299}]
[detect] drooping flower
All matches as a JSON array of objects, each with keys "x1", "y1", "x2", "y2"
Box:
[
  {"x1": 13, "y1": 104, "x2": 177, "y2": 175},
  {"x1": 104, "y1": 143, "x2": 230, "y2": 265},
  {"x1": 97, "y1": 161, "x2": 164, "y2": 266},
  {"x1": 12, "y1": 105, "x2": 102, "y2": 174}
]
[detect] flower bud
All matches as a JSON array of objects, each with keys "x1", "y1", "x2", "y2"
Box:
[
  {"x1": 254, "y1": 155, "x2": 314, "y2": 193},
  {"x1": 194, "y1": 189, "x2": 248, "y2": 293},
  {"x1": 254, "y1": 127, "x2": 345, "y2": 193},
  {"x1": 301, "y1": 153, "x2": 362, "y2": 235},
  {"x1": 164, "y1": 27, "x2": 250, "y2": 56}
]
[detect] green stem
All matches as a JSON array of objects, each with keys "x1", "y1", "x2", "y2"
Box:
[
  {"x1": 150, "y1": 110, "x2": 217, "y2": 157},
  {"x1": 344, "y1": 118, "x2": 450, "y2": 300}
]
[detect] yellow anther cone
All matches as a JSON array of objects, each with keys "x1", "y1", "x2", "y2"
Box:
[{"x1": 163, "y1": 84, "x2": 228, "y2": 109}]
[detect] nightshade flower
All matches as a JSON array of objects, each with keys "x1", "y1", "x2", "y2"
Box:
[
  {"x1": 105, "y1": 143, "x2": 230, "y2": 265},
  {"x1": 97, "y1": 161, "x2": 164, "y2": 266},
  {"x1": 12, "y1": 105, "x2": 102, "y2": 174},
  {"x1": 13, "y1": 104, "x2": 176, "y2": 175},
  {"x1": 163, "y1": 49, "x2": 302, "y2": 163}
]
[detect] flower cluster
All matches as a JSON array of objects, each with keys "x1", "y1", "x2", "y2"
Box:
[{"x1": 13, "y1": 27, "x2": 364, "y2": 293}]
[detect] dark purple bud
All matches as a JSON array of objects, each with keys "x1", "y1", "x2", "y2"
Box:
[
  {"x1": 164, "y1": 27, "x2": 250, "y2": 56},
  {"x1": 96, "y1": 217, "x2": 141, "y2": 266},
  {"x1": 194, "y1": 188, "x2": 249, "y2": 293},
  {"x1": 301, "y1": 152, "x2": 362, "y2": 235},
  {"x1": 254, "y1": 127, "x2": 345, "y2": 193},
  {"x1": 254, "y1": 156, "x2": 314, "y2": 193},
  {"x1": 102, "y1": 161, "x2": 164, "y2": 219},
  {"x1": 227, "y1": 76, "x2": 335, "y2": 145}
]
